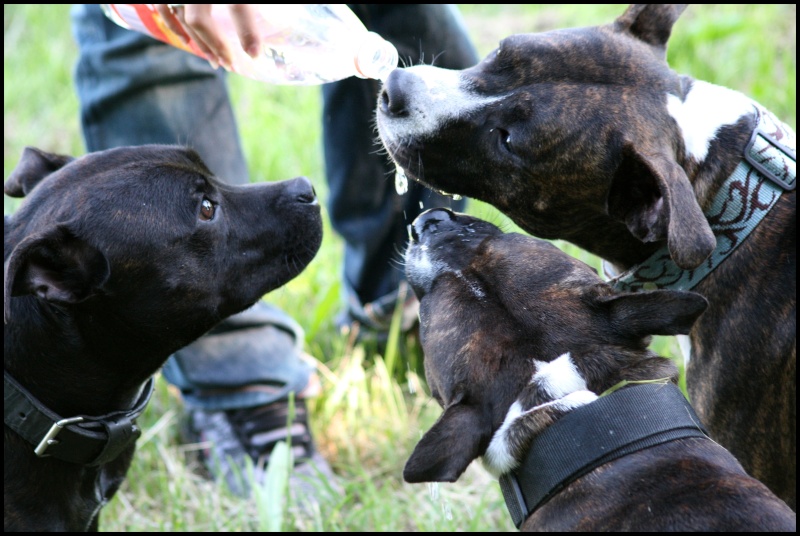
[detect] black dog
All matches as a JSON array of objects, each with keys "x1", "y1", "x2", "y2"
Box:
[
  {"x1": 404, "y1": 208, "x2": 796, "y2": 531},
  {"x1": 3, "y1": 145, "x2": 322, "y2": 531},
  {"x1": 378, "y1": 4, "x2": 796, "y2": 508}
]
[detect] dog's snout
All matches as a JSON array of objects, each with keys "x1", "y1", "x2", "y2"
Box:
[
  {"x1": 380, "y1": 69, "x2": 414, "y2": 117},
  {"x1": 288, "y1": 176, "x2": 317, "y2": 204},
  {"x1": 412, "y1": 207, "x2": 455, "y2": 239},
  {"x1": 409, "y1": 222, "x2": 420, "y2": 243}
]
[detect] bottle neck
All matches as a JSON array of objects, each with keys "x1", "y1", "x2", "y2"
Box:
[{"x1": 354, "y1": 32, "x2": 398, "y2": 81}]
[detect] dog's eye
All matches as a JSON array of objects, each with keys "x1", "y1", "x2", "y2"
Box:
[
  {"x1": 493, "y1": 128, "x2": 513, "y2": 154},
  {"x1": 502, "y1": 131, "x2": 512, "y2": 152},
  {"x1": 199, "y1": 198, "x2": 216, "y2": 221}
]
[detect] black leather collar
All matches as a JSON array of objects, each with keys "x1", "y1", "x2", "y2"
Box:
[
  {"x1": 4, "y1": 370, "x2": 154, "y2": 466},
  {"x1": 499, "y1": 383, "x2": 709, "y2": 528}
]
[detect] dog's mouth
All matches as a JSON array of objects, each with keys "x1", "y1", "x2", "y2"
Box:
[
  {"x1": 405, "y1": 208, "x2": 503, "y2": 299},
  {"x1": 383, "y1": 140, "x2": 421, "y2": 178},
  {"x1": 390, "y1": 157, "x2": 466, "y2": 203}
]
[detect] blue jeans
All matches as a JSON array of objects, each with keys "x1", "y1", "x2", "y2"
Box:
[
  {"x1": 323, "y1": 4, "x2": 476, "y2": 318},
  {"x1": 70, "y1": 4, "x2": 476, "y2": 410}
]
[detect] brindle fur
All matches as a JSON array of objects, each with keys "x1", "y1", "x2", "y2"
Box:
[
  {"x1": 403, "y1": 208, "x2": 796, "y2": 530},
  {"x1": 378, "y1": 4, "x2": 796, "y2": 508}
]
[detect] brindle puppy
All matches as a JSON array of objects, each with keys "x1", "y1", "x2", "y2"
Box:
[{"x1": 403, "y1": 208, "x2": 795, "y2": 531}]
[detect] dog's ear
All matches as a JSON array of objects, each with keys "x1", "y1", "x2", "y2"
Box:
[
  {"x1": 607, "y1": 144, "x2": 715, "y2": 269},
  {"x1": 4, "y1": 226, "x2": 110, "y2": 323},
  {"x1": 4, "y1": 147, "x2": 75, "y2": 198},
  {"x1": 595, "y1": 288, "x2": 708, "y2": 338},
  {"x1": 404, "y1": 404, "x2": 488, "y2": 483},
  {"x1": 613, "y1": 4, "x2": 688, "y2": 58}
]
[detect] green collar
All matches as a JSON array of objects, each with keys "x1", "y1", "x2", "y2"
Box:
[{"x1": 609, "y1": 106, "x2": 795, "y2": 292}]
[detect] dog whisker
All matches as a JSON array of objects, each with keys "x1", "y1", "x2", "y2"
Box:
[{"x1": 429, "y1": 51, "x2": 445, "y2": 67}]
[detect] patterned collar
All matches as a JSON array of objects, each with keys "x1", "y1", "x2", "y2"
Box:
[{"x1": 608, "y1": 106, "x2": 796, "y2": 291}]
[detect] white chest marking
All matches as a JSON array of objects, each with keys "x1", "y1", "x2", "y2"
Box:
[
  {"x1": 666, "y1": 80, "x2": 756, "y2": 162},
  {"x1": 482, "y1": 353, "x2": 597, "y2": 477},
  {"x1": 532, "y1": 353, "x2": 588, "y2": 399}
]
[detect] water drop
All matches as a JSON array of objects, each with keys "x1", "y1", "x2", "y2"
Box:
[
  {"x1": 407, "y1": 363, "x2": 417, "y2": 394},
  {"x1": 395, "y1": 166, "x2": 408, "y2": 195},
  {"x1": 428, "y1": 482, "x2": 440, "y2": 500},
  {"x1": 443, "y1": 502, "x2": 453, "y2": 520},
  {"x1": 439, "y1": 189, "x2": 461, "y2": 201}
]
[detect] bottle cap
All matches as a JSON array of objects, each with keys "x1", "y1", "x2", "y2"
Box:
[{"x1": 354, "y1": 32, "x2": 399, "y2": 82}]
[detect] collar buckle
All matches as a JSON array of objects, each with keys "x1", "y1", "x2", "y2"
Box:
[
  {"x1": 34, "y1": 416, "x2": 85, "y2": 457},
  {"x1": 5, "y1": 371, "x2": 153, "y2": 466}
]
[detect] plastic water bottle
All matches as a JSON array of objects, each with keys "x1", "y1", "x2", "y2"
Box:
[{"x1": 101, "y1": 4, "x2": 399, "y2": 85}]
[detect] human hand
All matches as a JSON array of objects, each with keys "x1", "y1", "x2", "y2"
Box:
[{"x1": 155, "y1": 4, "x2": 262, "y2": 70}]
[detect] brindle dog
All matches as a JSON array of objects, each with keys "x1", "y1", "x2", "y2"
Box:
[
  {"x1": 378, "y1": 4, "x2": 796, "y2": 508},
  {"x1": 403, "y1": 208, "x2": 795, "y2": 530}
]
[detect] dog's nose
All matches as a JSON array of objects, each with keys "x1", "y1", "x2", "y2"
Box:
[
  {"x1": 380, "y1": 69, "x2": 413, "y2": 117},
  {"x1": 288, "y1": 176, "x2": 317, "y2": 204},
  {"x1": 412, "y1": 207, "x2": 455, "y2": 240}
]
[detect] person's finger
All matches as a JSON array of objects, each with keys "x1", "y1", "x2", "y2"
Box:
[
  {"x1": 153, "y1": 4, "x2": 191, "y2": 46},
  {"x1": 229, "y1": 4, "x2": 262, "y2": 59},
  {"x1": 152, "y1": 4, "x2": 219, "y2": 68},
  {"x1": 182, "y1": 4, "x2": 233, "y2": 69}
]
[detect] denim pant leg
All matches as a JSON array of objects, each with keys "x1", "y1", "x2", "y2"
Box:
[
  {"x1": 323, "y1": 5, "x2": 478, "y2": 327},
  {"x1": 70, "y1": 4, "x2": 312, "y2": 410}
]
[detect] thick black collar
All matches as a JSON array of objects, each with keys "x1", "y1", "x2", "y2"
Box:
[
  {"x1": 499, "y1": 383, "x2": 709, "y2": 528},
  {"x1": 4, "y1": 370, "x2": 153, "y2": 466}
]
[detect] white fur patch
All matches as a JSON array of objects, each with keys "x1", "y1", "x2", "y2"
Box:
[
  {"x1": 666, "y1": 80, "x2": 756, "y2": 162},
  {"x1": 378, "y1": 65, "x2": 504, "y2": 142},
  {"x1": 532, "y1": 353, "x2": 588, "y2": 399},
  {"x1": 545, "y1": 389, "x2": 598, "y2": 410},
  {"x1": 482, "y1": 390, "x2": 598, "y2": 477},
  {"x1": 405, "y1": 245, "x2": 442, "y2": 295},
  {"x1": 482, "y1": 354, "x2": 596, "y2": 477},
  {"x1": 483, "y1": 401, "x2": 524, "y2": 476},
  {"x1": 407, "y1": 245, "x2": 485, "y2": 299}
]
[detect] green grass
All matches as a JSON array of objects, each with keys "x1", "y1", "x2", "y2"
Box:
[{"x1": 4, "y1": 4, "x2": 796, "y2": 531}]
